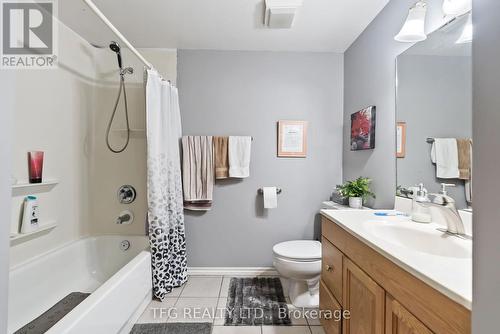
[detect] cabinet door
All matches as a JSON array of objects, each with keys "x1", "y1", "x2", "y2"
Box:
[
  {"x1": 386, "y1": 295, "x2": 433, "y2": 334},
  {"x1": 320, "y1": 280, "x2": 342, "y2": 334},
  {"x1": 343, "y1": 258, "x2": 385, "y2": 334}
]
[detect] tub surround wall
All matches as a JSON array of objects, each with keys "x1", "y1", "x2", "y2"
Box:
[
  {"x1": 178, "y1": 50, "x2": 344, "y2": 267},
  {"x1": 9, "y1": 21, "x2": 95, "y2": 267},
  {"x1": 0, "y1": 70, "x2": 14, "y2": 334},
  {"x1": 472, "y1": 0, "x2": 500, "y2": 331},
  {"x1": 343, "y1": 0, "x2": 449, "y2": 208},
  {"x1": 88, "y1": 49, "x2": 177, "y2": 236}
]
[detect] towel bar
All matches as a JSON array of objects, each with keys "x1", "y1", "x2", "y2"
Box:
[{"x1": 257, "y1": 188, "x2": 282, "y2": 195}]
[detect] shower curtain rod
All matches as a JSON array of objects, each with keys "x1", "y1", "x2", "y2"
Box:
[{"x1": 82, "y1": 0, "x2": 160, "y2": 75}]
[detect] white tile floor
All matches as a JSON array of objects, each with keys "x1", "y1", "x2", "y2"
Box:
[{"x1": 136, "y1": 276, "x2": 325, "y2": 334}]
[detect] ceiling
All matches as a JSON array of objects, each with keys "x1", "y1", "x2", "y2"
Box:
[{"x1": 59, "y1": 0, "x2": 390, "y2": 52}]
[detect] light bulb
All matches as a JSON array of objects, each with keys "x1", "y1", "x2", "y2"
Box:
[
  {"x1": 456, "y1": 15, "x2": 473, "y2": 44},
  {"x1": 443, "y1": 0, "x2": 472, "y2": 16}
]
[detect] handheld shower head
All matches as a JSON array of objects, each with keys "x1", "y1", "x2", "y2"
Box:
[{"x1": 109, "y1": 41, "x2": 122, "y2": 69}]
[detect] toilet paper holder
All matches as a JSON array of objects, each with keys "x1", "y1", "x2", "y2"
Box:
[{"x1": 257, "y1": 187, "x2": 282, "y2": 195}]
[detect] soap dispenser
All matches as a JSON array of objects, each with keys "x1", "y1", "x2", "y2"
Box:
[
  {"x1": 411, "y1": 183, "x2": 432, "y2": 223},
  {"x1": 21, "y1": 195, "x2": 39, "y2": 233}
]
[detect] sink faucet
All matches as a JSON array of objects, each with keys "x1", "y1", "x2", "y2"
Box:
[{"x1": 416, "y1": 183, "x2": 466, "y2": 236}]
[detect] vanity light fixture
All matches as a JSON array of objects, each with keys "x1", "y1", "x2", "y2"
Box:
[
  {"x1": 394, "y1": 1, "x2": 428, "y2": 43},
  {"x1": 456, "y1": 15, "x2": 473, "y2": 44},
  {"x1": 442, "y1": 0, "x2": 472, "y2": 17}
]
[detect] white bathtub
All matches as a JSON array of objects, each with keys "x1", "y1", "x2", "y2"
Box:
[{"x1": 8, "y1": 236, "x2": 152, "y2": 334}]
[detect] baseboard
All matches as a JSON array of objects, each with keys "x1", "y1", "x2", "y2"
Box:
[{"x1": 187, "y1": 267, "x2": 278, "y2": 276}]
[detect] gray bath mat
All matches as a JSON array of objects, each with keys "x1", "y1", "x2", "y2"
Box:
[
  {"x1": 224, "y1": 277, "x2": 291, "y2": 326},
  {"x1": 130, "y1": 323, "x2": 212, "y2": 334},
  {"x1": 14, "y1": 292, "x2": 90, "y2": 334}
]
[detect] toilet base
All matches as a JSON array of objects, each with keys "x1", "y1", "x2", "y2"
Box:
[{"x1": 287, "y1": 278, "x2": 319, "y2": 308}]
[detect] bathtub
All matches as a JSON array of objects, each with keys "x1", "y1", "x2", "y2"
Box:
[{"x1": 8, "y1": 236, "x2": 152, "y2": 334}]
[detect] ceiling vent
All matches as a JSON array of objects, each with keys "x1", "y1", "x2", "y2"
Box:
[{"x1": 264, "y1": 0, "x2": 303, "y2": 29}]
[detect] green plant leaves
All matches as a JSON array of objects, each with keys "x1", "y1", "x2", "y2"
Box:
[{"x1": 336, "y1": 177, "x2": 375, "y2": 199}]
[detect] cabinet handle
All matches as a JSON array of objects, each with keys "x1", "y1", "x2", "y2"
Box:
[{"x1": 326, "y1": 265, "x2": 334, "y2": 272}]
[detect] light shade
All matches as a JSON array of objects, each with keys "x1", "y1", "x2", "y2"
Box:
[
  {"x1": 456, "y1": 15, "x2": 473, "y2": 44},
  {"x1": 443, "y1": 0, "x2": 472, "y2": 16},
  {"x1": 395, "y1": 1, "x2": 428, "y2": 43}
]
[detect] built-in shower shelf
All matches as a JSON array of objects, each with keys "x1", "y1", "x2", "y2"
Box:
[
  {"x1": 10, "y1": 221, "x2": 57, "y2": 245},
  {"x1": 11, "y1": 179, "x2": 59, "y2": 196}
]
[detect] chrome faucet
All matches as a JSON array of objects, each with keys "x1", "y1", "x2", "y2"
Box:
[{"x1": 416, "y1": 183, "x2": 466, "y2": 236}]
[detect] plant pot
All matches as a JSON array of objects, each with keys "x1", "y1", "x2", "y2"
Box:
[{"x1": 349, "y1": 197, "x2": 363, "y2": 209}]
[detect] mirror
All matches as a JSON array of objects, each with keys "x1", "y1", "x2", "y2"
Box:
[{"x1": 396, "y1": 14, "x2": 472, "y2": 210}]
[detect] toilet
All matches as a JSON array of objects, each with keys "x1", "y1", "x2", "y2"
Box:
[{"x1": 273, "y1": 240, "x2": 322, "y2": 308}]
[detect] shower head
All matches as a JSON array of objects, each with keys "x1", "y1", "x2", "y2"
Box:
[{"x1": 109, "y1": 41, "x2": 122, "y2": 69}]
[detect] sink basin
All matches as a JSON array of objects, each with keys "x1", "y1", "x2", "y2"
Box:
[{"x1": 365, "y1": 222, "x2": 471, "y2": 259}]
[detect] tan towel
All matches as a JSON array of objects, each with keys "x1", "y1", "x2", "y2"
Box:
[
  {"x1": 457, "y1": 138, "x2": 471, "y2": 180},
  {"x1": 181, "y1": 136, "x2": 214, "y2": 211},
  {"x1": 213, "y1": 136, "x2": 229, "y2": 179}
]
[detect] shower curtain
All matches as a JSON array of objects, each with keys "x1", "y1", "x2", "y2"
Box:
[{"x1": 146, "y1": 70, "x2": 187, "y2": 300}]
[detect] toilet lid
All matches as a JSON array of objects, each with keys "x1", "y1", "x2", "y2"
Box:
[{"x1": 273, "y1": 240, "x2": 322, "y2": 260}]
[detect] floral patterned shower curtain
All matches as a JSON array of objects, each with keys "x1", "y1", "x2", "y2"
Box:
[{"x1": 146, "y1": 70, "x2": 187, "y2": 300}]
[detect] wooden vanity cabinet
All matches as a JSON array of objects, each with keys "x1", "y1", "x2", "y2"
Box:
[
  {"x1": 320, "y1": 280, "x2": 342, "y2": 334},
  {"x1": 343, "y1": 258, "x2": 385, "y2": 334},
  {"x1": 320, "y1": 216, "x2": 471, "y2": 334},
  {"x1": 386, "y1": 295, "x2": 433, "y2": 334}
]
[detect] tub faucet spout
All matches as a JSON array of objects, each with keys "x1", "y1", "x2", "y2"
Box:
[{"x1": 116, "y1": 213, "x2": 131, "y2": 225}]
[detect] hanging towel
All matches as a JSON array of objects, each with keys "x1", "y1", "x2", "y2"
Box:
[
  {"x1": 214, "y1": 136, "x2": 229, "y2": 179},
  {"x1": 457, "y1": 138, "x2": 472, "y2": 180},
  {"x1": 430, "y1": 138, "x2": 460, "y2": 179},
  {"x1": 229, "y1": 136, "x2": 252, "y2": 178},
  {"x1": 182, "y1": 136, "x2": 214, "y2": 210}
]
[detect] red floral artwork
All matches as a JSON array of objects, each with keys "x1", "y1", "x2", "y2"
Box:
[{"x1": 351, "y1": 106, "x2": 376, "y2": 150}]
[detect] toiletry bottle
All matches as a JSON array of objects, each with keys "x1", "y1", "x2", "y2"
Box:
[
  {"x1": 21, "y1": 196, "x2": 39, "y2": 233},
  {"x1": 411, "y1": 184, "x2": 432, "y2": 223}
]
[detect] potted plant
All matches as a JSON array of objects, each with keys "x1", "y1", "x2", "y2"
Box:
[{"x1": 336, "y1": 177, "x2": 375, "y2": 209}]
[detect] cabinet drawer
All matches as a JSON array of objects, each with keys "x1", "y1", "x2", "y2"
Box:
[
  {"x1": 322, "y1": 237, "x2": 343, "y2": 304},
  {"x1": 320, "y1": 280, "x2": 342, "y2": 334}
]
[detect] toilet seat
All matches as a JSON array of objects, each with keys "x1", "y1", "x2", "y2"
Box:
[{"x1": 273, "y1": 240, "x2": 321, "y2": 261}]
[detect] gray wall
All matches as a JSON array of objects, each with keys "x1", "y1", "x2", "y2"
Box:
[
  {"x1": 472, "y1": 0, "x2": 500, "y2": 331},
  {"x1": 397, "y1": 55, "x2": 472, "y2": 208},
  {"x1": 0, "y1": 72, "x2": 14, "y2": 333},
  {"x1": 343, "y1": 0, "x2": 448, "y2": 208},
  {"x1": 178, "y1": 50, "x2": 343, "y2": 267}
]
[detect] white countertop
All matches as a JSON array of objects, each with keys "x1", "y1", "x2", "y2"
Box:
[{"x1": 321, "y1": 209, "x2": 472, "y2": 310}]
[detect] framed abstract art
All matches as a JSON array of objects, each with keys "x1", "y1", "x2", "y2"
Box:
[{"x1": 350, "y1": 106, "x2": 376, "y2": 151}]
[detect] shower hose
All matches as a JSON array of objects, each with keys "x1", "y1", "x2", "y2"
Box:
[{"x1": 106, "y1": 73, "x2": 130, "y2": 153}]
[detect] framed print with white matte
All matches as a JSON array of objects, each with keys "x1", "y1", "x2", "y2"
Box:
[
  {"x1": 396, "y1": 122, "x2": 406, "y2": 158},
  {"x1": 277, "y1": 120, "x2": 308, "y2": 157}
]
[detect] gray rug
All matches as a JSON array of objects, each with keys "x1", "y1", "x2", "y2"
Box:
[
  {"x1": 130, "y1": 323, "x2": 212, "y2": 334},
  {"x1": 224, "y1": 277, "x2": 291, "y2": 326},
  {"x1": 14, "y1": 292, "x2": 90, "y2": 334}
]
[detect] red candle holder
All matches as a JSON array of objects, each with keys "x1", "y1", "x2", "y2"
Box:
[{"x1": 28, "y1": 151, "x2": 44, "y2": 183}]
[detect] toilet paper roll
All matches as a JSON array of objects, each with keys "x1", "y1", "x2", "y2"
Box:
[{"x1": 263, "y1": 187, "x2": 278, "y2": 209}]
